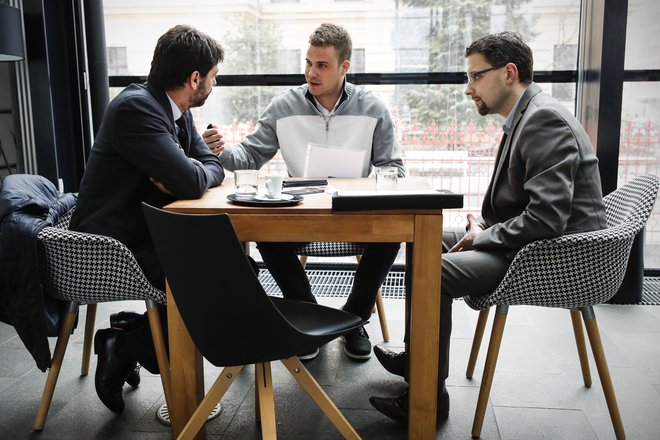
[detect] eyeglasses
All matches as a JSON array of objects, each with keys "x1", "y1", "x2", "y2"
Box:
[{"x1": 465, "y1": 65, "x2": 505, "y2": 84}]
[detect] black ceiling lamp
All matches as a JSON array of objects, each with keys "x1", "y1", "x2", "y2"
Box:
[{"x1": 0, "y1": 3, "x2": 25, "y2": 62}]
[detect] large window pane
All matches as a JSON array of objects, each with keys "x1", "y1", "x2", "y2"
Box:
[
  {"x1": 625, "y1": 1, "x2": 660, "y2": 69},
  {"x1": 103, "y1": 0, "x2": 582, "y2": 267},
  {"x1": 103, "y1": 0, "x2": 581, "y2": 75},
  {"x1": 621, "y1": 82, "x2": 660, "y2": 268}
]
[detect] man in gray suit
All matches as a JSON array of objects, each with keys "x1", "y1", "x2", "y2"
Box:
[{"x1": 369, "y1": 31, "x2": 608, "y2": 424}]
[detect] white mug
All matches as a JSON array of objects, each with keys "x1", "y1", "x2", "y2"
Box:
[{"x1": 265, "y1": 175, "x2": 284, "y2": 199}]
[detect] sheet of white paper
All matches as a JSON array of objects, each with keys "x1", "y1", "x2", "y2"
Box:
[{"x1": 304, "y1": 143, "x2": 366, "y2": 178}]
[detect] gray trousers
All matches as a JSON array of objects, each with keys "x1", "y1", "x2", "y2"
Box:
[{"x1": 406, "y1": 227, "x2": 512, "y2": 393}]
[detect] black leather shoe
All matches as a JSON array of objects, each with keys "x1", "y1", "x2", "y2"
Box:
[
  {"x1": 373, "y1": 345, "x2": 407, "y2": 377},
  {"x1": 108, "y1": 313, "x2": 143, "y2": 388},
  {"x1": 369, "y1": 389, "x2": 450, "y2": 424},
  {"x1": 125, "y1": 363, "x2": 141, "y2": 388},
  {"x1": 94, "y1": 328, "x2": 135, "y2": 413},
  {"x1": 109, "y1": 311, "x2": 145, "y2": 332}
]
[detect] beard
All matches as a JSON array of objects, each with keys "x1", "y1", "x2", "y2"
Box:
[
  {"x1": 474, "y1": 97, "x2": 491, "y2": 116},
  {"x1": 190, "y1": 85, "x2": 212, "y2": 108}
]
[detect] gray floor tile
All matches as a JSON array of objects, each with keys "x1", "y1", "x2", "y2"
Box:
[{"x1": 2, "y1": 300, "x2": 660, "y2": 439}]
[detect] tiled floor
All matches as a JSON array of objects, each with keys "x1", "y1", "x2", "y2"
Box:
[{"x1": 2, "y1": 296, "x2": 660, "y2": 440}]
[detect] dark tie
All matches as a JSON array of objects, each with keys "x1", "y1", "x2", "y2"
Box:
[{"x1": 175, "y1": 116, "x2": 189, "y2": 155}]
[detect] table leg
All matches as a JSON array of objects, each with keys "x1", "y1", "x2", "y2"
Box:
[
  {"x1": 167, "y1": 285, "x2": 206, "y2": 439},
  {"x1": 408, "y1": 214, "x2": 443, "y2": 439}
]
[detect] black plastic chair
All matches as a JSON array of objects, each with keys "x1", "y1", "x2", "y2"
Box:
[{"x1": 142, "y1": 203, "x2": 365, "y2": 440}]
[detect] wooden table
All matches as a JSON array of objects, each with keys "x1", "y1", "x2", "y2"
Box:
[{"x1": 164, "y1": 177, "x2": 462, "y2": 439}]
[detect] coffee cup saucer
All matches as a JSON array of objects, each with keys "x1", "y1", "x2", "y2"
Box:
[{"x1": 255, "y1": 193, "x2": 294, "y2": 201}]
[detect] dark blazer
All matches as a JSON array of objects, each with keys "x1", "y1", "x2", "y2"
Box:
[
  {"x1": 474, "y1": 83, "x2": 607, "y2": 253},
  {"x1": 70, "y1": 83, "x2": 224, "y2": 286}
]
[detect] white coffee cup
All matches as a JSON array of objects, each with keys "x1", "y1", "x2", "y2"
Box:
[
  {"x1": 234, "y1": 170, "x2": 258, "y2": 199},
  {"x1": 375, "y1": 166, "x2": 398, "y2": 191},
  {"x1": 265, "y1": 175, "x2": 284, "y2": 199}
]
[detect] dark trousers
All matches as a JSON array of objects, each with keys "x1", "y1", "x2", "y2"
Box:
[
  {"x1": 257, "y1": 242, "x2": 401, "y2": 321},
  {"x1": 405, "y1": 228, "x2": 512, "y2": 394}
]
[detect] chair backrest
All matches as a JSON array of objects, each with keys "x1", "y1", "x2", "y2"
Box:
[
  {"x1": 142, "y1": 203, "x2": 325, "y2": 366},
  {"x1": 37, "y1": 209, "x2": 165, "y2": 305},
  {"x1": 603, "y1": 174, "x2": 659, "y2": 229},
  {"x1": 465, "y1": 174, "x2": 659, "y2": 310}
]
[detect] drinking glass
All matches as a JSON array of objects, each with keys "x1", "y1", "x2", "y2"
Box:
[{"x1": 234, "y1": 170, "x2": 258, "y2": 199}]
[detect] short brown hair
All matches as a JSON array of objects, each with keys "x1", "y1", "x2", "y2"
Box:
[
  {"x1": 465, "y1": 32, "x2": 534, "y2": 86},
  {"x1": 148, "y1": 25, "x2": 224, "y2": 90},
  {"x1": 308, "y1": 23, "x2": 352, "y2": 63}
]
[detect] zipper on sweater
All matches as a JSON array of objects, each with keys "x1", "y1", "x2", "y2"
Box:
[{"x1": 324, "y1": 113, "x2": 336, "y2": 144}]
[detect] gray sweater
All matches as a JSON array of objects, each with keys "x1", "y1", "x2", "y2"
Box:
[{"x1": 219, "y1": 81, "x2": 405, "y2": 177}]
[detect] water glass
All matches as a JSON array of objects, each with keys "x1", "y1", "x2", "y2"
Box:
[
  {"x1": 375, "y1": 167, "x2": 398, "y2": 191},
  {"x1": 234, "y1": 170, "x2": 258, "y2": 199}
]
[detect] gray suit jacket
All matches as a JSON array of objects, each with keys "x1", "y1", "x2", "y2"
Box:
[{"x1": 473, "y1": 83, "x2": 607, "y2": 254}]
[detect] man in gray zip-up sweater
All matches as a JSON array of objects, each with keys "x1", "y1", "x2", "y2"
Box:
[{"x1": 204, "y1": 23, "x2": 404, "y2": 361}]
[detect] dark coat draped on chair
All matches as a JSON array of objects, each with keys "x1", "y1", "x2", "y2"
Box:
[{"x1": 0, "y1": 174, "x2": 77, "y2": 371}]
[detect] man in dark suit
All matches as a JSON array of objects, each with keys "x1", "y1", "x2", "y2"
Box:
[
  {"x1": 369, "y1": 31, "x2": 608, "y2": 424},
  {"x1": 70, "y1": 25, "x2": 225, "y2": 413}
]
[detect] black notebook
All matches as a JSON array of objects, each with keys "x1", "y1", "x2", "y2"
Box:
[
  {"x1": 331, "y1": 189, "x2": 463, "y2": 211},
  {"x1": 282, "y1": 178, "x2": 328, "y2": 188}
]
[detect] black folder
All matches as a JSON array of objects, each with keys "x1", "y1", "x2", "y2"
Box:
[
  {"x1": 282, "y1": 178, "x2": 328, "y2": 188},
  {"x1": 331, "y1": 189, "x2": 463, "y2": 211}
]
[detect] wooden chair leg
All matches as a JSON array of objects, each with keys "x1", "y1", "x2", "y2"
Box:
[
  {"x1": 570, "y1": 309, "x2": 592, "y2": 387},
  {"x1": 255, "y1": 362, "x2": 277, "y2": 439},
  {"x1": 375, "y1": 289, "x2": 390, "y2": 342},
  {"x1": 34, "y1": 302, "x2": 79, "y2": 431},
  {"x1": 146, "y1": 300, "x2": 171, "y2": 408},
  {"x1": 355, "y1": 255, "x2": 390, "y2": 342},
  {"x1": 299, "y1": 255, "x2": 308, "y2": 269},
  {"x1": 281, "y1": 356, "x2": 360, "y2": 440},
  {"x1": 80, "y1": 303, "x2": 97, "y2": 376},
  {"x1": 466, "y1": 308, "x2": 490, "y2": 379},
  {"x1": 472, "y1": 304, "x2": 508, "y2": 439},
  {"x1": 176, "y1": 365, "x2": 243, "y2": 440},
  {"x1": 581, "y1": 306, "x2": 625, "y2": 440}
]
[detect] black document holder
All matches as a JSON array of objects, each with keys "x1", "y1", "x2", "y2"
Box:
[{"x1": 331, "y1": 189, "x2": 463, "y2": 211}]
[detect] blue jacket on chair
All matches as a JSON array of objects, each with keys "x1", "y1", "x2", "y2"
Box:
[{"x1": 0, "y1": 174, "x2": 77, "y2": 371}]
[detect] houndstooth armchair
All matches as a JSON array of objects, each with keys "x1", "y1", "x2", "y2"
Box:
[
  {"x1": 33, "y1": 207, "x2": 170, "y2": 431},
  {"x1": 464, "y1": 174, "x2": 659, "y2": 440}
]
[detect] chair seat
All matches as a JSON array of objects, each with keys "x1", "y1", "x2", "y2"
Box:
[
  {"x1": 292, "y1": 242, "x2": 368, "y2": 257},
  {"x1": 37, "y1": 227, "x2": 166, "y2": 305},
  {"x1": 271, "y1": 297, "x2": 363, "y2": 336},
  {"x1": 464, "y1": 226, "x2": 639, "y2": 311}
]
